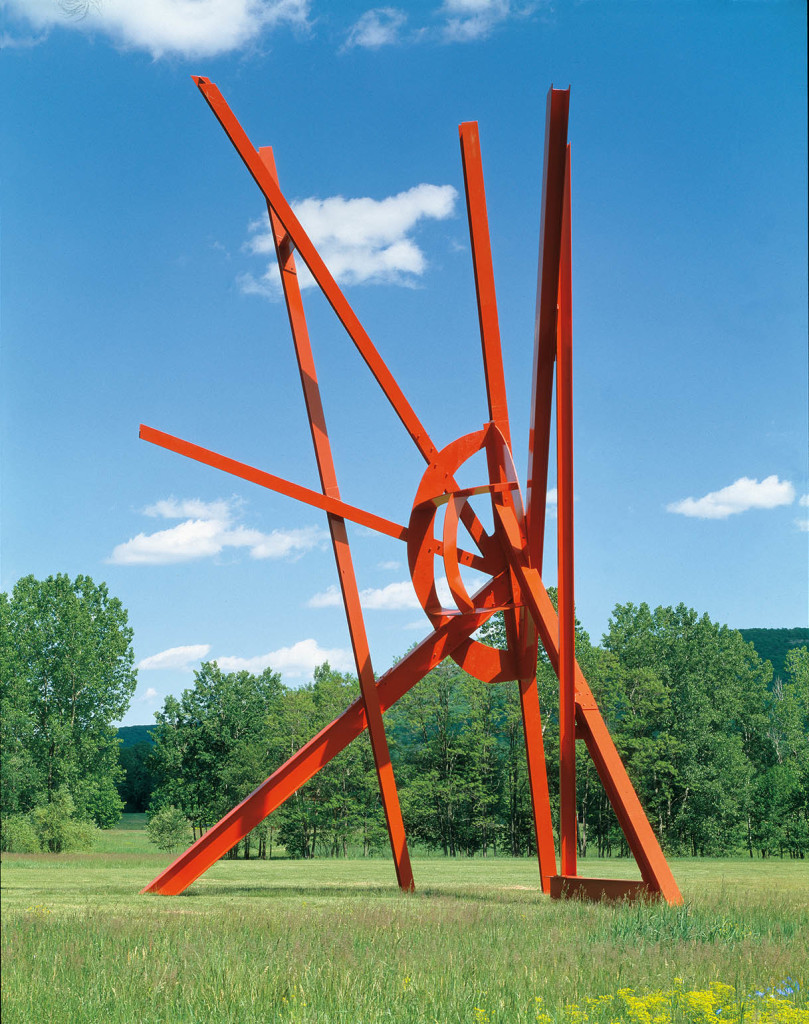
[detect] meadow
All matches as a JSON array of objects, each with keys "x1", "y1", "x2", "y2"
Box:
[{"x1": 1, "y1": 816, "x2": 807, "y2": 1024}]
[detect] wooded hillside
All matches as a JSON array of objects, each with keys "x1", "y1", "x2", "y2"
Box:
[{"x1": 738, "y1": 628, "x2": 809, "y2": 681}]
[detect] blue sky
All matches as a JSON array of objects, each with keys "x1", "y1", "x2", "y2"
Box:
[{"x1": 2, "y1": 0, "x2": 806, "y2": 727}]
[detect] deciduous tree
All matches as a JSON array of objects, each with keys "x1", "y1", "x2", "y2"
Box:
[{"x1": 0, "y1": 574, "x2": 137, "y2": 827}]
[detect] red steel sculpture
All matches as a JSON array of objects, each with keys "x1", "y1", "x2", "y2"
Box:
[{"x1": 140, "y1": 78, "x2": 682, "y2": 905}]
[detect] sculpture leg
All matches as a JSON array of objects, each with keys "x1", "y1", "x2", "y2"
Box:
[
  {"x1": 141, "y1": 578, "x2": 511, "y2": 895},
  {"x1": 260, "y1": 146, "x2": 414, "y2": 891}
]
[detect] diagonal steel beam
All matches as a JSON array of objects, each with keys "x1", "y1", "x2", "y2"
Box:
[
  {"x1": 139, "y1": 424, "x2": 499, "y2": 575},
  {"x1": 193, "y1": 77, "x2": 437, "y2": 463},
  {"x1": 141, "y1": 573, "x2": 511, "y2": 895},
  {"x1": 259, "y1": 145, "x2": 413, "y2": 892},
  {"x1": 192, "y1": 77, "x2": 495, "y2": 565},
  {"x1": 492, "y1": 503, "x2": 682, "y2": 904}
]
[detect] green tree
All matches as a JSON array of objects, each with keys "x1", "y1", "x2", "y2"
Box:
[
  {"x1": 603, "y1": 602, "x2": 773, "y2": 855},
  {"x1": 149, "y1": 661, "x2": 285, "y2": 856},
  {"x1": 273, "y1": 665, "x2": 385, "y2": 859},
  {"x1": 146, "y1": 805, "x2": 193, "y2": 853},
  {"x1": 29, "y1": 787, "x2": 99, "y2": 852},
  {"x1": 750, "y1": 647, "x2": 809, "y2": 857},
  {"x1": 0, "y1": 574, "x2": 137, "y2": 827}
]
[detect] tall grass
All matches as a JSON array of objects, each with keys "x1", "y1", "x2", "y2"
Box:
[{"x1": 2, "y1": 818, "x2": 807, "y2": 1023}]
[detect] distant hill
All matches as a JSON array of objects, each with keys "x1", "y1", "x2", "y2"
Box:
[
  {"x1": 117, "y1": 725, "x2": 155, "y2": 748},
  {"x1": 738, "y1": 627, "x2": 809, "y2": 681}
]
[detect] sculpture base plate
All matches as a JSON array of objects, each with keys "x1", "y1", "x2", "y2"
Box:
[{"x1": 550, "y1": 875, "x2": 655, "y2": 901}]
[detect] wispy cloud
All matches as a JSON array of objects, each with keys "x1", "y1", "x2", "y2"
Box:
[
  {"x1": 441, "y1": 0, "x2": 514, "y2": 42},
  {"x1": 344, "y1": 0, "x2": 536, "y2": 48},
  {"x1": 109, "y1": 497, "x2": 327, "y2": 565},
  {"x1": 308, "y1": 576, "x2": 465, "y2": 611},
  {"x1": 308, "y1": 580, "x2": 418, "y2": 610},
  {"x1": 0, "y1": 30, "x2": 47, "y2": 49},
  {"x1": 377, "y1": 559, "x2": 402, "y2": 570},
  {"x1": 142, "y1": 497, "x2": 233, "y2": 520},
  {"x1": 134, "y1": 686, "x2": 160, "y2": 704},
  {"x1": 239, "y1": 183, "x2": 458, "y2": 297},
  {"x1": 138, "y1": 644, "x2": 211, "y2": 671},
  {"x1": 216, "y1": 638, "x2": 353, "y2": 677},
  {"x1": 343, "y1": 7, "x2": 407, "y2": 49},
  {"x1": 6, "y1": 0, "x2": 310, "y2": 58},
  {"x1": 666, "y1": 475, "x2": 795, "y2": 520}
]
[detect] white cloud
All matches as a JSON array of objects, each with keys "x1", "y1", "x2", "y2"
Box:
[
  {"x1": 216, "y1": 638, "x2": 353, "y2": 677},
  {"x1": 138, "y1": 644, "x2": 211, "y2": 671},
  {"x1": 307, "y1": 576, "x2": 463, "y2": 611},
  {"x1": 666, "y1": 475, "x2": 796, "y2": 520},
  {"x1": 109, "y1": 497, "x2": 327, "y2": 565},
  {"x1": 796, "y1": 519, "x2": 809, "y2": 533},
  {"x1": 441, "y1": 0, "x2": 523, "y2": 42},
  {"x1": 307, "y1": 580, "x2": 419, "y2": 610},
  {"x1": 377, "y1": 559, "x2": 402, "y2": 570},
  {"x1": 143, "y1": 497, "x2": 234, "y2": 520},
  {"x1": 6, "y1": 0, "x2": 309, "y2": 58},
  {"x1": 134, "y1": 686, "x2": 161, "y2": 704},
  {"x1": 799, "y1": 494, "x2": 809, "y2": 508},
  {"x1": 359, "y1": 580, "x2": 422, "y2": 610},
  {"x1": 133, "y1": 686, "x2": 160, "y2": 704},
  {"x1": 344, "y1": 7, "x2": 407, "y2": 48},
  {"x1": 307, "y1": 584, "x2": 342, "y2": 608},
  {"x1": 239, "y1": 183, "x2": 458, "y2": 296}
]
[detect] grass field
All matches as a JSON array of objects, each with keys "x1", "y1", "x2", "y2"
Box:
[{"x1": 2, "y1": 816, "x2": 807, "y2": 1023}]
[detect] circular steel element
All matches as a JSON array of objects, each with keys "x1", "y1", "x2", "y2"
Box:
[{"x1": 407, "y1": 428, "x2": 521, "y2": 683}]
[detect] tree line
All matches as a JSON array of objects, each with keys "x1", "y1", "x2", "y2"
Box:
[
  {"x1": 141, "y1": 599, "x2": 809, "y2": 861},
  {"x1": 2, "y1": 574, "x2": 807, "y2": 860}
]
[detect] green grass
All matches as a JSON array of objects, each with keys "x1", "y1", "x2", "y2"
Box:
[{"x1": 2, "y1": 816, "x2": 807, "y2": 1023}]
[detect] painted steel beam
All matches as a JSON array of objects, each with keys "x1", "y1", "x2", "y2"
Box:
[
  {"x1": 139, "y1": 425, "x2": 495, "y2": 575},
  {"x1": 556, "y1": 147, "x2": 576, "y2": 878},
  {"x1": 526, "y1": 86, "x2": 569, "y2": 574},
  {"x1": 259, "y1": 146, "x2": 414, "y2": 892},
  {"x1": 192, "y1": 77, "x2": 438, "y2": 464},
  {"x1": 459, "y1": 122, "x2": 511, "y2": 450}
]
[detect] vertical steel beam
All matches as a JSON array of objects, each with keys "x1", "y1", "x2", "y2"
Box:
[
  {"x1": 259, "y1": 147, "x2": 414, "y2": 892},
  {"x1": 459, "y1": 122, "x2": 511, "y2": 449},
  {"x1": 556, "y1": 147, "x2": 576, "y2": 878},
  {"x1": 460, "y1": 126, "x2": 556, "y2": 890},
  {"x1": 482, "y1": 428, "x2": 557, "y2": 891},
  {"x1": 526, "y1": 87, "x2": 569, "y2": 574}
]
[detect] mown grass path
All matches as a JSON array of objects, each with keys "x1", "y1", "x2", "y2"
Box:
[{"x1": 2, "y1": 819, "x2": 807, "y2": 1023}]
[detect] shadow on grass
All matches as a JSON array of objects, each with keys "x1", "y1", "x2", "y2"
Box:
[{"x1": 178, "y1": 882, "x2": 546, "y2": 905}]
